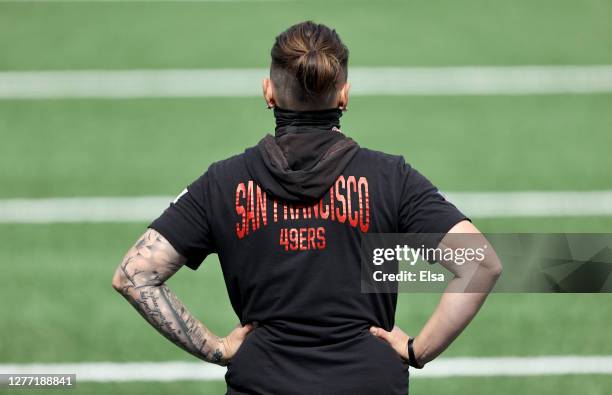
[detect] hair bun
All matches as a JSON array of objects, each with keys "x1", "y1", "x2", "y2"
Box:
[{"x1": 271, "y1": 21, "x2": 349, "y2": 106}]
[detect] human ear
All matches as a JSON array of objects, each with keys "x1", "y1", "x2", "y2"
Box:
[
  {"x1": 337, "y1": 82, "x2": 351, "y2": 111},
  {"x1": 262, "y1": 78, "x2": 276, "y2": 109}
]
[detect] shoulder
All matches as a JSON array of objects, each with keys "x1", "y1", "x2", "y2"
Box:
[
  {"x1": 187, "y1": 151, "x2": 251, "y2": 192},
  {"x1": 206, "y1": 151, "x2": 250, "y2": 175},
  {"x1": 353, "y1": 147, "x2": 409, "y2": 171}
]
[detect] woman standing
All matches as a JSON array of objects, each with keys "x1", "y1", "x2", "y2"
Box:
[{"x1": 112, "y1": 21, "x2": 501, "y2": 394}]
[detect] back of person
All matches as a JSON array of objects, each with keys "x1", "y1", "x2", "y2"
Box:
[
  {"x1": 114, "y1": 20, "x2": 499, "y2": 395},
  {"x1": 203, "y1": 147, "x2": 407, "y2": 393},
  {"x1": 152, "y1": 109, "x2": 464, "y2": 393}
]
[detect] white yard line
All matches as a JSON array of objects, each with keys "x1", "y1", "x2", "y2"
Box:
[
  {"x1": 0, "y1": 191, "x2": 611, "y2": 223},
  {"x1": 1, "y1": 356, "x2": 612, "y2": 381},
  {"x1": 1, "y1": 66, "x2": 612, "y2": 98},
  {"x1": 449, "y1": 191, "x2": 612, "y2": 218},
  {"x1": 0, "y1": 197, "x2": 172, "y2": 223}
]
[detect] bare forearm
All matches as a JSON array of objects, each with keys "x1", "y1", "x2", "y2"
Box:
[
  {"x1": 413, "y1": 286, "x2": 488, "y2": 365},
  {"x1": 414, "y1": 221, "x2": 502, "y2": 365},
  {"x1": 370, "y1": 221, "x2": 502, "y2": 366},
  {"x1": 119, "y1": 282, "x2": 225, "y2": 364},
  {"x1": 112, "y1": 229, "x2": 227, "y2": 365}
]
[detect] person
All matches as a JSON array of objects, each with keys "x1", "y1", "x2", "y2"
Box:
[{"x1": 112, "y1": 21, "x2": 502, "y2": 394}]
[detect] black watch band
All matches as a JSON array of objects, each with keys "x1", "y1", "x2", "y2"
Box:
[{"x1": 407, "y1": 337, "x2": 423, "y2": 369}]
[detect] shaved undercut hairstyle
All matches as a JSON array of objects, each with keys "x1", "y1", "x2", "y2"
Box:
[{"x1": 270, "y1": 21, "x2": 349, "y2": 110}]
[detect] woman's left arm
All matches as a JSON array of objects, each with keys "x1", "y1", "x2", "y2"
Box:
[{"x1": 370, "y1": 220, "x2": 502, "y2": 366}]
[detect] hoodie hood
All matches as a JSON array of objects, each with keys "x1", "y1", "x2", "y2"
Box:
[{"x1": 244, "y1": 108, "x2": 359, "y2": 202}]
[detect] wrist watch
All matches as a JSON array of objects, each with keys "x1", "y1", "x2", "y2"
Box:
[{"x1": 407, "y1": 337, "x2": 424, "y2": 369}]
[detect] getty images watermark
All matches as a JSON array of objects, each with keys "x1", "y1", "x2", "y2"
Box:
[
  {"x1": 361, "y1": 233, "x2": 612, "y2": 293},
  {"x1": 372, "y1": 243, "x2": 487, "y2": 283}
]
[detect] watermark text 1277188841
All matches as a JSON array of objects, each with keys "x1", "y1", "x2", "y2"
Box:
[{"x1": 0, "y1": 374, "x2": 75, "y2": 389}]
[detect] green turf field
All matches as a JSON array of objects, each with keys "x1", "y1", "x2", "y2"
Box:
[
  {"x1": 22, "y1": 376, "x2": 612, "y2": 395},
  {"x1": 1, "y1": 1, "x2": 611, "y2": 394}
]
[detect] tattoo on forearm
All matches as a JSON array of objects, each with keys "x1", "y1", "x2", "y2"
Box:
[{"x1": 116, "y1": 229, "x2": 226, "y2": 365}]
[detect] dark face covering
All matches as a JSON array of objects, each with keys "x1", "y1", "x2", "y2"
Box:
[{"x1": 244, "y1": 107, "x2": 360, "y2": 202}]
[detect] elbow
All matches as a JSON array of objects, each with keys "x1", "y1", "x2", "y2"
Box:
[
  {"x1": 485, "y1": 258, "x2": 503, "y2": 282},
  {"x1": 112, "y1": 266, "x2": 128, "y2": 293}
]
